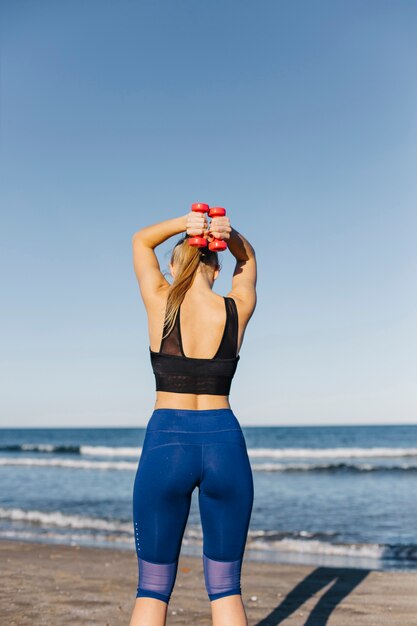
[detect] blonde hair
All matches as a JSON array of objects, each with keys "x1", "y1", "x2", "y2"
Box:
[{"x1": 162, "y1": 235, "x2": 219, "y2": 339}]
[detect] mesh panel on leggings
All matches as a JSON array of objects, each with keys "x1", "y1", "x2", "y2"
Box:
[
  {"x1": 137, "y1": 557, "x2": 178, "y2": 602},
  {"x1": 203, "y1": 554, "x2": 242, "y2": 600}
]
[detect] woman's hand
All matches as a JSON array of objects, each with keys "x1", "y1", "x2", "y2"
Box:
[
  {"x1": 185, "y1": 211, "x2": 232, "y2": 242},
  {"x1": 208, "y1": 216, "x2": 232, "y2": 241},
  {"x1": 185, "y1": 211, "x2": 209, "y2": 236}
]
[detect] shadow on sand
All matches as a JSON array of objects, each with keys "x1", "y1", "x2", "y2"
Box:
[{"x1": 254, "y1": 566, "x2": 369, "y2": 625}]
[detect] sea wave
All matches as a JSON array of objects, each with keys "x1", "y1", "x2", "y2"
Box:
[
  {"x1": 248, "y1": 447, "x2": 417, "y2": 459},
  {"x1": 250, "y1": 462, "x2": 417, "y2": 472},
  {"x1": 0, "y1": 444, "x2": 143, "y2": 456},
  {"x1": 0, "y1": 458, "x2": 137, "y2": 471},
  {"x1": 0, "y1": 507, "x2": 132, "y2": 532},
  {"x1": 81, "y1": 446, "x2": 141, "y2": 457},
  {"x1": 1, "y1": 507, "x2": 416, "y2": 563},
  {"x1": 2, "y1": 443, "x2": 417, "y2": 459},
  {"x1": 2, "y1": 457, "x2": 417, "y2": 473},
  {"x1": 0, "y1": 508, "x2": 338, "y2": 540},
  {"x1": 0, "y1": 444, "x2": 83, "y2": 454}
]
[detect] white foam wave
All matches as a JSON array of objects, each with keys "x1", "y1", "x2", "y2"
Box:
[
  {"x1": 81, "y1": 446, "x2": 141, "y2": 457},
  {"x1": 0, "y1": 528, "x2": 384, "y2": 560},
  {"x1": 21, "y1": 444, "x2": 59, "y2": 452},
  {"x1": 80, "y1": 445, "x2": 417, "y2": 459},
  {"x1": 2, "y1": 457, "x2": 417, "y2": 473},
  {"x1": 0, "y1": 528, "x2": 133, "y2": 545},
  {"x1": 246, "y1": 537, "x2": 385, "y2": 559},
  {"x1": 248, "y1": 447, "x2": 417, "y2": 459},
  {"x1": 2, "y1": 507, "x2": 416, "y2": 562},
  {"x1": 0, "y1": 507, "x2": 132, "y2": 533},
  {"x1": 250, "y1": 462, "x2": 417, "y2": 472},
  {"x1": 4, "y1": 443, "x2": 417, "y2": 460},
  {"x1": 0, "y1": 458, "x2": 137, "y2": 471}
]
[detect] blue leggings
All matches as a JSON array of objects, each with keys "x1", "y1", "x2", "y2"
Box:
[{"x1": 132, "y1": 408, "x2": 254, "y2": 604}]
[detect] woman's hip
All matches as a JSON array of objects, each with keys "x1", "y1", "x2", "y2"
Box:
[{"x1": 142, "y1": 407, "x2": 247, "y2": 449}]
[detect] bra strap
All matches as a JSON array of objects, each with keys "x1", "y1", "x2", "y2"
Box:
[{"x1": 215, "y1": 297, "x2": 239, "y2": 359}]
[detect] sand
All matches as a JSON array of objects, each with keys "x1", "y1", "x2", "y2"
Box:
[{"x1": 0, "y1": 540, "x2": 416, "y2": 625}]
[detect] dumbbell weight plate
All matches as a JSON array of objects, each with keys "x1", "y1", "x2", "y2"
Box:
[
  {"x1": 208, "y1": 239, "x2": 227, "y2": 251},
  {"x1": 208, "y1": 206, "x2": 226, "y2": 218},
  {"x1": 188, "y1": 236, "x2": 208, "y2": 248},
  {"x1": 191, "y1": 203, "x2": 210, "y2": 213}
]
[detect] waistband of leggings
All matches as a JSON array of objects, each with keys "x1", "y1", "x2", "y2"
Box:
[
  {"x1": 153, "y1": 408, "x2": 235, "y2": 416},
  {"x1": 146, "y1": 408, "x2": 241, "y2": 432}
]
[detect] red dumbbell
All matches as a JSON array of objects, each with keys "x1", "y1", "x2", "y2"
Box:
[
  {"x1": 208, "y1": 207, "x2": 228, "y2": 251},
  {"x1": 188, "y1": 203, "x2": 210, "y2": 248}
]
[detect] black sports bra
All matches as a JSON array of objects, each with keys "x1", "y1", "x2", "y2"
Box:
[{"x1": 149, "y1": 296, "x2": 240, "y2": 395}]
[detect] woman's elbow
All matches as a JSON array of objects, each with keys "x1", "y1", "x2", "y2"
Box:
[{"x1": 132, "y1": 230, "x2": 147, "y2": 245}]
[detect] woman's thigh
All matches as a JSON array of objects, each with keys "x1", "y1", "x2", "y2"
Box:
[
  {"x1": 198, "y1": 440, "x2": 254, "y2": 561},
  {"x1": 133, "y1": 439, "x2": 201, "y2": 563}
]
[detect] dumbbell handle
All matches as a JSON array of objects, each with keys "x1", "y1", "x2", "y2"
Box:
[
  {"x1": 187, "y1": 203, "x2": 210, "y2": 248},
  {"x1": 207, "y1": 207, "x2": 227, "y2": 251}
]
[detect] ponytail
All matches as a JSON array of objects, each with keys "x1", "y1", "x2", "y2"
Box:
[{"x1": 162, "y1": 235, "x2": 219, "y2": 339}]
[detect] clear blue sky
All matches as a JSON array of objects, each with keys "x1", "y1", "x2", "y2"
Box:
[{"x1": 1, "y1": 0, "x2": 416, "y2": 427}]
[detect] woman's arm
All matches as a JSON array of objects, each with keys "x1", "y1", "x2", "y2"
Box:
[
  {"x1": 132, "y1": 211, "x2": 208, "y2": 304},
  {"x1": 227, "y1": 228, "x2": 257, "y2": 318},
  {"x1": 210, "y1": 216, "x2": 257, "y2": 319},
  {"x1": 132, "y1": 214, "x2": 187, "y2": 304},
  {"x1": 133, "y1": 214, "x2": 187, "y2": 250}
]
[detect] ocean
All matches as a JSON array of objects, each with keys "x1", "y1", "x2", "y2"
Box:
[{"x1": 1, "y1": 424, "x2": 416, "y2": 571}]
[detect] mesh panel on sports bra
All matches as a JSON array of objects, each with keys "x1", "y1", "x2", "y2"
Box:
[{"x1": 159, "y1": 296, "x2": 238, "y2": 359}]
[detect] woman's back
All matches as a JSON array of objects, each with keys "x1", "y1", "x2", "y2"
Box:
[
  {"x1": 149, "y1": 290, "x2": 243, "y2": 358},
  {"x1": 132, "y1": 210, "x2": 256, "y2": 410},
  {"x1": 148, "y1": 289, "x2": 241, "y2": 404}
]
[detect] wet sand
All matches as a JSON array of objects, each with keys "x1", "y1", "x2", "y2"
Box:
[{"x1": 1, "y1": 540, "x2": 416, "y2": 625}]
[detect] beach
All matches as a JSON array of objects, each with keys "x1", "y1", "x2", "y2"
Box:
[{"x1": 1, "y1": 540, "x2": 416, "y2": 626}]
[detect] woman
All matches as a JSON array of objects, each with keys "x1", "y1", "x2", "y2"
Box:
[{"x1": 129, "y1": 208, "x2": 257, "y2": 626}]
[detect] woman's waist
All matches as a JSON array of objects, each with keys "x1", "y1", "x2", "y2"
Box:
[
  {"x1": 146, "y1": 404, "x2": 242, "y2": 434},
  {"x1": 154, "y1": 391, "x2": 231, "y2": 412}
]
